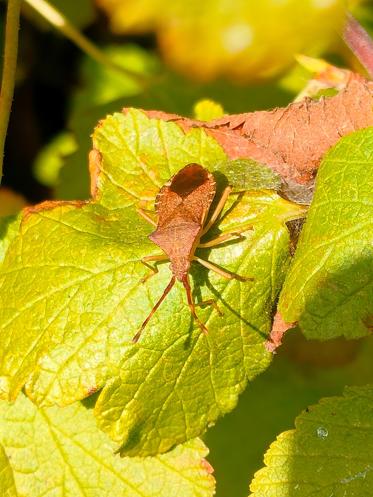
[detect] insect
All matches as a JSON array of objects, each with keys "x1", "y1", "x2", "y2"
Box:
[{"x1": 133, "y1": 163, "x2": 252, "y2": 343}]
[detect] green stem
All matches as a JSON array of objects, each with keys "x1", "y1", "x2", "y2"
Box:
[
  {"x1": 0, "y1": 0, "x2": 22, "y2": 184},
  {"x1": 24, "y1": 0, "x2": 149, "y2": 85}
]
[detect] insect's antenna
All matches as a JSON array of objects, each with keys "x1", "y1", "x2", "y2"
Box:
[
  {"x1": 132, "y1": 276, "x2": 176, "y2": 343},
  {"x1": 182, "y1": 275, "x2": 208, "y2": 334}
]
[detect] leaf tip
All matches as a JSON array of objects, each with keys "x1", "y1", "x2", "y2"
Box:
[
  {"x1": 265, "y1": 312, "x2": 297, "y2": 353},
  {"x1": 200, "y1": 457, "x2": 214, "y2": 475}
]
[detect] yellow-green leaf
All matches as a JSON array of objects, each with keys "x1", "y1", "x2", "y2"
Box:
[
  {"x1": 0, "y1": 443, "x2": 18, "y2": 497},
  {"x1": 0, "y1": 394, "x2": 214, "y2": 497},
  {"x1": 0, "y1": 109, "x2": 303, "y2": 457},
  {"x1": 279, "y1": 128, "x2": 373, "y2": 339},
  {"x1": 250, "y1": 385, "x2": 373, "y2": 497}
]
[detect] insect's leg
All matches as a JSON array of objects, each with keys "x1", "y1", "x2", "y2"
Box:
[
  {"x1": 201, "y1": 186, "x2": 232, "y2": 235},
  {"x1": 182, "y1": 275, "x2": 208, "y2": 334},
  {"x1": 193, "y1": 256, "x2": 253, "y2": 282},
  {"x1": 198, "y1": 231, "x2": 243, "y2": 248},
  {"x1": 137, "y1": 208, "x2": 157, "y2": 227},
  {"x1": 133, "y1": 276, "x2": 176, "y2": 343},
  {"x1": 140, "y1": 254, "x2": 169, "y2": 283},
  {"x1": 199, "y1": 225, "x2": 253, "y2": 248},
  {"x1": 195, "y1": 299, "x2": 223, "y2": 316}
]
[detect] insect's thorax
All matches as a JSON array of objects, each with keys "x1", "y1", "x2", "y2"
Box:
[{"x1": 149, "y1": 214, "x2": 202, "y2": 281}]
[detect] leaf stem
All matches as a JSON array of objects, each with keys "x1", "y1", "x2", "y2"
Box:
[
  {"x1": 0, "y1": 0, "x2": 22, "y2": 184},
  {"x1": 343, "y1": 13, "x2": 373, "y2": 79},
  {"x1": 24, "y1": 0, "x2": 149, "y2": 85}
]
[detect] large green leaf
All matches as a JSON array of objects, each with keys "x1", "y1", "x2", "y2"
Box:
[
  {"x1": 279, "y1": 128, "x2": 373, "y2": 339},
  {"x1": 0, "y1": 109, "x2": 303, "y2": 457},
  {"x1": 250, "y1": 384, "x2": 373, "y2": 497},
  {"x1": 0, "y1": 443, "x2": 17, "y2": 497},
  {"x1": 93, "y1": 186, "x2": 302, "y2": 456},
  {"x1": 0, "y1": 393, "x2": 214, "y2": 497}
]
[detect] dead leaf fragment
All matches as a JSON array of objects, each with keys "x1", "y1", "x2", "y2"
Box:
[
  {"x1": 266, "y1": 312, "x2": 296, "y2": 353},
  {"x1": 134, "y1": 76, "x2": 373, "y2": 198}
]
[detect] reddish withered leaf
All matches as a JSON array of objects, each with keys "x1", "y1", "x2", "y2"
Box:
[{"x1": 135, "y1": 74, "x2": 373, "y2": 200}]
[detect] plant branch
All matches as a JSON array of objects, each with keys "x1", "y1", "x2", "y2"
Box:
[
  {"x1": 343, "y1": 13, "x2": 373, "y2": 79},
  {"x1": 0, "y1": 0, "x2": 22, "y2": 184},
  {"x1": 24, "y1": 0, "x2": 149, "y2": 85}
]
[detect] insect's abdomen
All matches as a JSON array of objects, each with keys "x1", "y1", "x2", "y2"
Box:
[{"x1": 150, "y1": 222, "x2": 201, "y2": 280}]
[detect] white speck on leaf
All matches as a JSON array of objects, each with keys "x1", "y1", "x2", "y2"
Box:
[
  {"x1": 341, "y1": 465, "x2": 372, "y2": 484},
  {"x1": 316, "y1": 426, "x2": 328, "y2": 439}
]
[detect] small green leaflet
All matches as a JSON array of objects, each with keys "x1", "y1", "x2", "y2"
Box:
[{"x1": 215, "y1": 158, "x2": 282, "y2": 192}]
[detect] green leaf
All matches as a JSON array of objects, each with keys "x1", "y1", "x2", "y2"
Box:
[
  {"x1": 0, "y1": 393, "x2": 214, "y2": 497},
  {"x1": 215, "y1": 159, "x2": 282, "y2": 191},
  {"x1": 33, "y1": 131, "x2": 77, "y2": 187},
  {"x1": 207, "y1": 334, "x2": 373, "y2": 497},
  {"x1": 0, "y1": 443, "x2": 18, "y2": 497},
  {"x1": 249, "y1": 385, "x2": 373, "y2": 497},
  {"x1": 279, "y1": 128, "x2": 373, "y2": 339},
  {"x1": 0, "y1": 109, "x2": 303, "y2": 457},
  {"x1": 0, "y1": 215, "x2": 21, "y2": 266},
  {"x1": 91, "y1": 108, "x2": 303, "y2": 455},
  {"x1": 0, "y1": 189, "x2": 24, "y2": 265},
  {"x1": 92, "y1": 109, "x2": 227, "y2": 209},
  {"x1": 71, "y1": 44, "x2": 160, "y2": 114},
  {"x1": 93, "y1": 186, "x2": 292, "y2": 455}
]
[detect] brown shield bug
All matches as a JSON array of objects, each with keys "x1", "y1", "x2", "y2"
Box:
[{"x1": 134, "y1": 163, "x2": 252, "y2": 342}]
